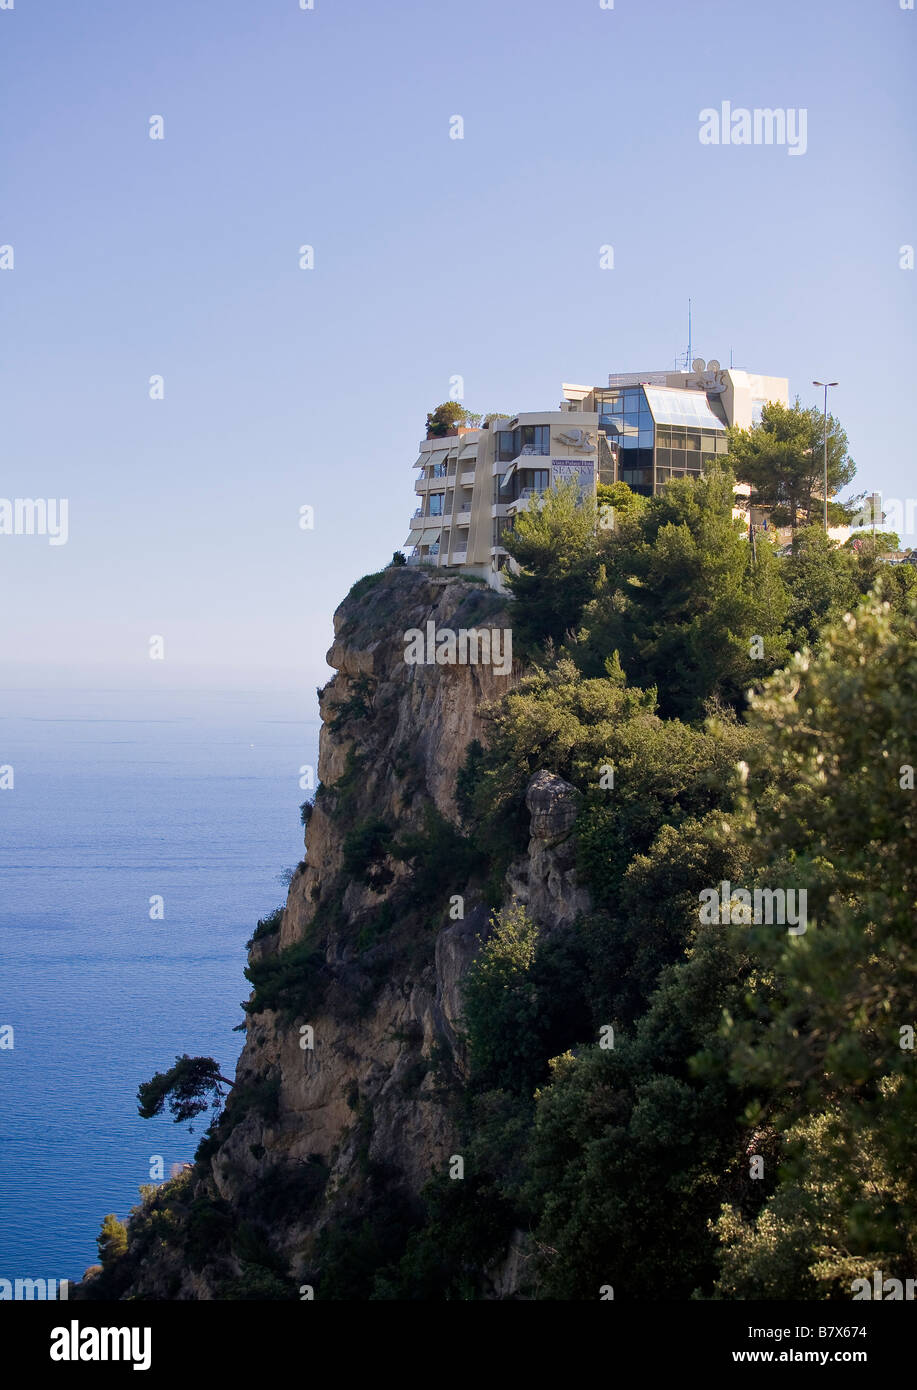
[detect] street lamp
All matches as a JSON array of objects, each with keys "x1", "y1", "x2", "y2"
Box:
[{"x1": 812, "y1": 381, "x2": 839, "y2": 530}]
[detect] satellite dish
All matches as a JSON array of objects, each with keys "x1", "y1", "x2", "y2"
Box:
[
  {"x1": 707, "y1": 359, "x2": 720, "y2": 372},
  {"x1": 691, "y1": 358, "x2": 706, "y2": 372}
]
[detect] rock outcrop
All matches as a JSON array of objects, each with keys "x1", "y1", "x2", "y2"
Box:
[
  {"x1": 102, "y1": 567, "x2": 594, "y2": 1300},
  {"x1": 506, "y1": 771, "x2": 592, "y2": 931}
]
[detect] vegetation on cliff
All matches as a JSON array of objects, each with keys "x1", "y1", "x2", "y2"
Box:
[{"x1": 95, "y1": 462, "x2": 915, "y2": 1300}]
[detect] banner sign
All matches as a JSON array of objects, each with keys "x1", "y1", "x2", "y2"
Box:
[{"x1": 552, "y1": 459, "x2": 595, "y2": 491}]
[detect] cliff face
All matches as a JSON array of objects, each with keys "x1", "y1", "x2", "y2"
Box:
[
  {"x1": 105, "y1": 567, "x2": 592, "y2": 1300},
  {"x1": 217, "y1": 571, "x2": 518, "y2": 1225}
]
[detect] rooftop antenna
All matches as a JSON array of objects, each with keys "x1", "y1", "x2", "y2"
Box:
[{"x1": 677, "y1": 299, "x2": 694, "y2": 373}]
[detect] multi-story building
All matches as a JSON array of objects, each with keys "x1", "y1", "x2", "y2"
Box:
[{"x1": 404, "y1": 362, "x2": 790, "y2": 588}]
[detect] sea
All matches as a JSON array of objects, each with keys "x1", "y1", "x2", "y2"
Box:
[{"x1": 0, "y1": 685, "x2": 319, "y2": 1286}]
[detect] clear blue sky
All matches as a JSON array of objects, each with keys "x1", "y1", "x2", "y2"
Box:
[{"x1": 1, "y1": 0, "x2": 914, "y2": 695}]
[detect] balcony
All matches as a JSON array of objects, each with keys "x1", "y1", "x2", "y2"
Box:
[{"x1": 460, "y1": 470, "x2": 475, "y2": 485}]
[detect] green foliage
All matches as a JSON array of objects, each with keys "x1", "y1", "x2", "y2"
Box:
[
  {"x1": 328, "y1": 674, "x2": 377, "y2": 733},
  {"x1": 728, "y1": 397, "x2": 857, "y2": 529},
  {"x1": 97, "y1": 1213, "x2": 128, "y2": 1266},
  {"x1": 391, "y1": 805, "x2": 486, "y2": 905},
  {"x1": 137, "y1": 1054, "x2": 232, "y2": 1126},
  {"x1": 244, "y1": 940, "x2": 328, "y2": 1020},
  {"x1": 185, "y1": 1196, "x2": 234, "y2": 1272},
  {"x1": 346, "y1": 571, "x2": 386, "y2": 603},
  {"x1": 390, "y1": 550, "x2": 407, "y2": 566},
  {"x1": 372, "y1": 1173, "x2": 518, "y2": 1300},
  {"x1": 218, "y1": 1263, "x2": 298, "y2": 1300},
  {"x1": 462, "y1": 902, "x2": 540, "y2": 1093},
  {"x1": 425, "y1": 401, "x2": 470, "y2": 437},
  {"x1": 247, "y1": 906, "x2": 284, "y2": 948},
  {"x1": 782, "y1": 524, "x2": 860, "y2": 649},
  {"x1": 342, "y1": 816, "x2": 394, "y2": 888},
  {"x1": 503, "y1": 480, "x2": 602, "y2": 653},
  {"x1": 708, "y1": 588, "x2": 917, "y2": 1295},
  {"x1": 580, "y1": 464, "x2": 792, "y2": 718},
  {"x1": 596, "y1": 479, "x2": 646, "y2": 524},
  {"x1": 313, "y1": 1194, "x2": 417, "y2": 1300}
]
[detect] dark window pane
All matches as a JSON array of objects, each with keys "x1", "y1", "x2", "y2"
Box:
[{"x1": 656, "y1": 448, "x2": 671, "y2": 468}]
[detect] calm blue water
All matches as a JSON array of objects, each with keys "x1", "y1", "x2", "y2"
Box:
[{"x1": 0, "y1": 686, "x2": 319, "y2": 1285}]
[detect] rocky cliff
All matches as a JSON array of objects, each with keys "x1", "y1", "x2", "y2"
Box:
[{"x1": 95, "y1": 566, "x2": 593, "y2": 1301}]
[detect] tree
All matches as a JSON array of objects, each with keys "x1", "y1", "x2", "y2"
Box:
[
  {"x1": 97, "y1": 1213, "x2": 128, "y2": 1266},
  {"x1": 579, "y1": 464, "x2": 792, "y2": 719},
  {"x1": 711, "y1": 587, "x2": 917, "y2": 1297},
  {"x1": 596, "y1": 480, "x2": 646, "y2": 528},
  {"x1": 502, "y1": 480, "x2": 601, "y2": 653},
  {"x1": 782, "y1": 524, "x2": 860, "y2": 650},
  {"x1": 727, "y1": 399, "x2": 856, "y2": 531},
  {"x1": 390, "y1": 550, "x2": 406, "y2": 566},
  {"x1": 462, "y1": 901, "x2": 540, "y2": 1094},
  {"x1": 137, "y1": 1054, "x2": 235, "y2": 1126},
  {"x1": 425, "y1": 402, "x2": 469, "y2": 438}
]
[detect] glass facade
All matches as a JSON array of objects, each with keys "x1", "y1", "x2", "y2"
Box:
[
  {"x1": 597, "y1": 385, "x2": 728, "y2": 496},
  {"x1": 597, "y1": 386, "x2": 655, "y2": 496}
]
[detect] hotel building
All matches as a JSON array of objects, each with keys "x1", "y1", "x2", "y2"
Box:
[{"x1": 405, "y1": 363, "x2": 790, "y2": 588}]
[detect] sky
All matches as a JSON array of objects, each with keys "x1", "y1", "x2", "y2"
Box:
[{"x1": 1, "y1": 0, "x2": 914, "y2": 698}]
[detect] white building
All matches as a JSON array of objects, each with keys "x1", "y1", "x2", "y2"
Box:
[{"x1": 405, "y1": 362, "x2": 792, "y2": 588}]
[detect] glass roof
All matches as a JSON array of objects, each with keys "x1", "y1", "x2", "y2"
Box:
[{"x1": 643, "y1": 388, "x2": 727, "y2": 429}]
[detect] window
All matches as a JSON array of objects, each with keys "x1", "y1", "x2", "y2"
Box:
[
  {"x1": 497, "y1": 425, "x2": 549, "y2": 460},
  {"x1": 428, "y1": 494, "x2": 444, "y2": 516},
  {"x1": 496, "y1": 431, "x2": 515, "y2": 462},
  {"x1": 518, "y1": 424, "x2": 549, "y2": 455},
  {"x1": 715, "y1": 434, "x2": 729, "y2": 454}
]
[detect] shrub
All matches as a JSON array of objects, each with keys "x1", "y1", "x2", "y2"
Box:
[
  {"x1": 346, "y1": 571, "x2": 386, "y2": 603},
  {"x1": 247, "y1": 906, "x2": 283, "y2": 948},
  {"x1": 243, "y1": 940, "x2": 328, "y2": 1020},
  {"x1": 342, "y1": 817, "x2": 395, "y2": 889}
]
